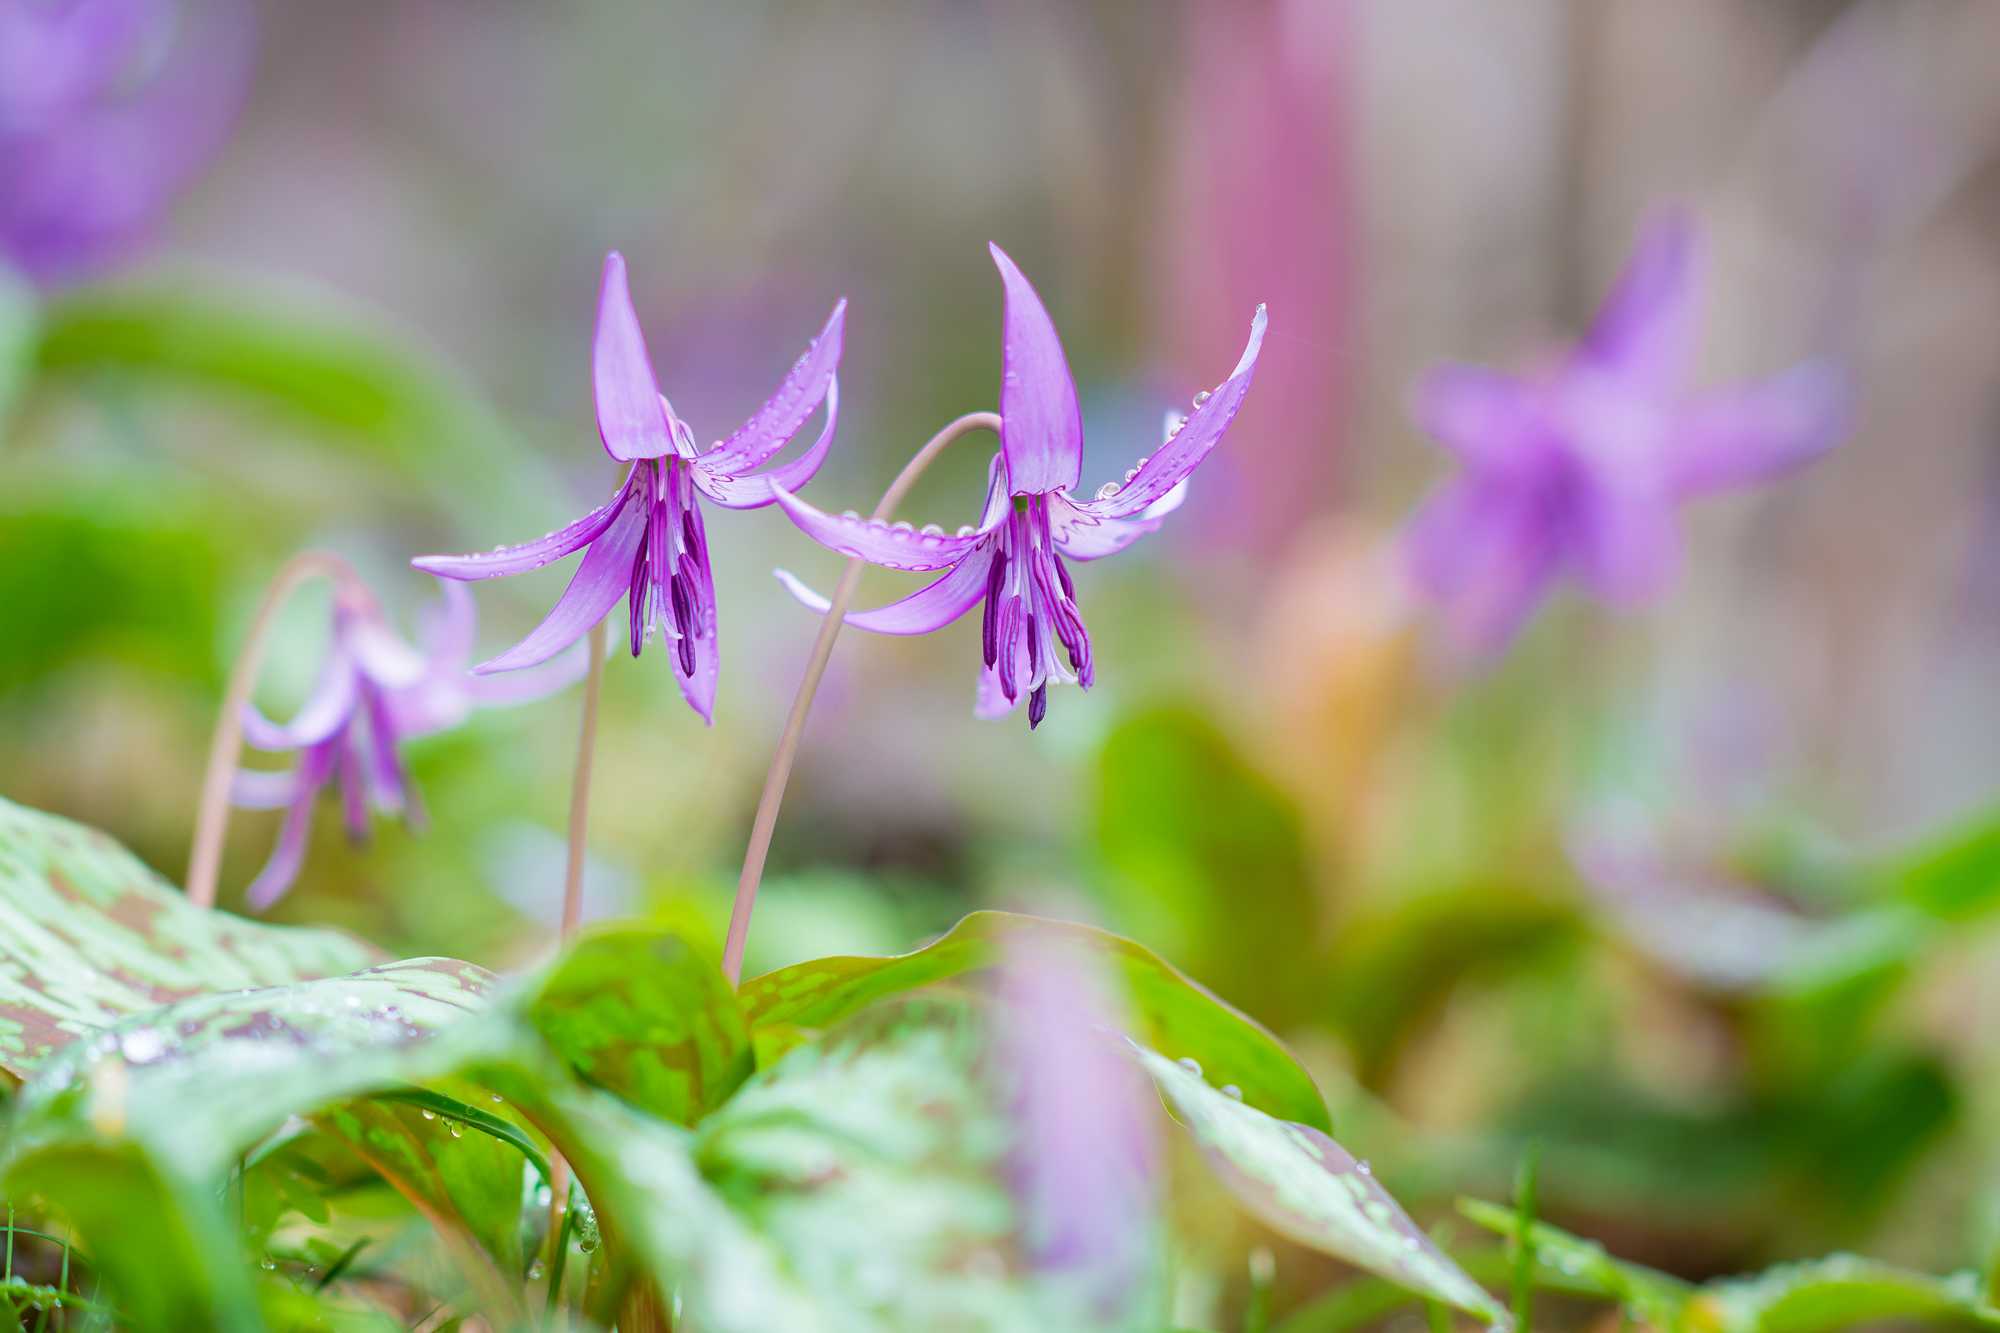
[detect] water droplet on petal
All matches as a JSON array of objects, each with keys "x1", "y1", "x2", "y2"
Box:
[
  {"x1": 1096, "y1": 482, "x2": 1121, "y2": 499},
  {"x1": 1356, "y1": 1160, "x2": 1372, "y2": 1175},
  {"x1": 891, "y1": 520, "x2": 914, "y2": 532},
  {"x1": 841, "y1": 509, "x2": 861, "y2": 521},
  {"x1": 1192, "y1": 390, "x2": 1210, "y2": 408},
  {"x1": 1403, "y1": 1236, "x2": 1421, "y2": 1251},
  {"x1": 957, "y1": 525, "x2": 975, "y2": 537},
  {"x1": 1221, "y1": 1084, "x2": 1243, "y2": 1101},
  {"x1": 921, "y1": 523, "x2": 944, "y2": 536},
  {"x1": 1176, "y1": 1057, "x2": 1203, "y2": 1079}
]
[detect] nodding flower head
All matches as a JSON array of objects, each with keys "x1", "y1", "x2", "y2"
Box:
[
  {"x1": 231, "y1": 574, "x2": 586, "y2": 909},
  {"x1": 772, "y1": 243, "x2": 1265, "y2": 728},
  {"x1": 1402, "y1": 209, "x2": 1853, "y2": 656},
  {"x1": 413, "y1": 251, "x2": 846, "y2": 725}
]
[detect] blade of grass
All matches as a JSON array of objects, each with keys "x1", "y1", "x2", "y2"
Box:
[
  {"x1": 315, "y1": 1236, "x2": 372, "y2": 1292},
  {"x1": 1512, "y1": 1142, "x2": 1542, "y2": 1332}
]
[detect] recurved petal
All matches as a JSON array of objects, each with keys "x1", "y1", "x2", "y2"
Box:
[
  {"x1": 1076, "y1": 305, "x2": 1266, "y2": 521},
  {"x1": 414, "y1": 576, "x2": 479, "y2": 668},
  {"x1": 704, "y1": 299, "x2": 848, "y2": 476},
  {"x1": 991, "y1": 243, "x2": 1083, "y2": 495},
  {"x1": 412, "y1": 480, "x2": 635, "y2": 581},
  {"x1": 845, "y1": 545, "x2": 996, "y2": 634},
  {"x1": 1414, "y1": 361, "x2": 1548, "y2": 473},
  {"x1": 1047, "y1": 490, "x2": 1174, "y2": 562},
  {"x1": 1670, "y1": 359, "x2": 1851, "y2": 498},
  {"x1": 770, "y1": 482, "x2": 994, "y2": 572},
  {"x1": 1579, "y1": 209, "x2": 1702, "y2": 390},
  {"x1": 230, "y1": 767, "x2": 300, "y2": 810},
  {"x1": 694, "y1": 377, "x2": 840, "y2": 510},
  {"x1": 773, "y1": 568, "x2": 834, "y2": 614},
  {"x1": 457, "y1": 637, "x2": 591, "y2": 708},
  {"x1": 240, "y1": 650, "x2": 360, "y2": 751},
  {"x1": 474, "y1": 502, "x2": 645, "y2": 673},
  {"x1": 594, "y1": 251, "x2": 675, "y2": 461}
]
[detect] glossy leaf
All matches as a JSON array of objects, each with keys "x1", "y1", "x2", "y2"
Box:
[
  {"x1": 0, "y1": 796, "x2": 383, "y2": 1077},
  {"x1": 525, "y1": 924, "x2": 754, "y2": 1126},
  {"x1": 1134, "y1": 1045, "x2": 1506, "y2": 1325},
  {"x1": 741, "y1": 909, "x2": 1330, "y2": 1132},
  {"x1": 313, "y1": 1095, "x2": 531, "y2": 1325}
]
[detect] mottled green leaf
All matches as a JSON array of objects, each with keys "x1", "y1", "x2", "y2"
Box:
[
  {"x1": 695, "y1": 996, "x2": 1141, "y2": 1333},
  {"x1": 1693, "y1": 1254, "x2": 2000, "y2": 1333},
  {"x1": 741, "y1": 909, "x2": 1330, "y2": 1133},
  {"x1": 1096, "y1": 709, "x2": 1318, "y2": 1028},
  {"x1": 525, "y1": 924, "x2": 753, "y2": 1126},
  {"x1": 1134, "y1": 1046, "x2": 1505, "y2": 1325},
  {"x1": 0, "y1": 797, "x2": 382, "y2": 1077},
  {"x1": 371, "y1": 1084, "x2": 550, "y2": 1183}
]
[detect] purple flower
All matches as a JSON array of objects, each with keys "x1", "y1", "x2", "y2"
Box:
[
  {"x1": 232, "y1": 576, "x2": 587, "y2": 910},
  {"x1": 413, "y1": 252, "x2": 845, "y2": 725},
  {"x1": 1403, "y1": 211, "x2": 1853, "y2": 655},
  {"x1": 772, "y1": 243, "x2": 1265, "y2": 728},
  {"x1": 0, "y1": 0, "x2": 256, "y2": 287},
  {"x1": 993, "y1": 930, "x2": 1157, "y2": 1319}
]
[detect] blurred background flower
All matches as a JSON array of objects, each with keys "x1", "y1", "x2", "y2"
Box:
[{"x1": 8, "y1": 0, "x2": 2000, "y2": 1323}]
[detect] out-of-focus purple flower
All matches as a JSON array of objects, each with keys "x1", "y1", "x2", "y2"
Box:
[
  {"x1": 993, "y1": 930, "x2": 1157, "y2": 1321},
  {"x1": 1403, "y1": 211, "x2": 1854, "y2": 655},
  {"x1": 232, "y1": 575, "x2": 587, "y2": 910},
  {"x1": 414, "y1": 252, "x2": 844, "y2": 725},
  {"x1": 0, "y1": 0, "x2": 256, "y2": 287},
  {"x1": 772, "y1": 243, "x2": 1264, "y2": 728}
]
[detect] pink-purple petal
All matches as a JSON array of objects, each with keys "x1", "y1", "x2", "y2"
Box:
[
  {"x1": 412, "y1": 482, "x2": 634, "y2": 581},
  {"x1": 990, "y1": 242, "x2": 1083, "y2": 495},
  {"x1": 1047, "y1": 492, "x2": 1165, "y2": 562},
  {"x1": 1574, "y1": 488, "x2": 1686, "y2": 609},
  {"x1": 240, "y1": 651, "x2": 360, "y2": 751},
  {"x1": 703, "y1": 299, "x2": 848, "y2": 476},
  {"x1": 1670, "y1": 359, "x2": 1851, "y2": 498},
  {"x1": 593, "y1": 251, "x2": 674, "y2": 462},
  {"x1": 692, "y1": 377, "x2": 840, "y2": 510},
  {"x1": 244, "y1": 743, "x2": 335, "y2": 911},
  {"x1": 1403, "y1": 478, "x2": 1561, "y2": 656},
  {"x1": 770, "y1": 482, "x2": 992, "y2": 572},
  {"x1": 975, "y1": 634, "x2": 1034, "y2": 720},
  {"x1": 475, "y1": 502, "x2": 646, "y2": 673},
  {"x1": 230, "y1": 767, "x2": 300, "y2": 810},
  {"x1": 457, "y1": 638, "x2": 592, "y2": 708},
  {"x1": 1078, "y1": 305, "x2": 1266, "y2": 521},
  {"x1": 845, "y1": 546, "x2": 997, "y2": 634},
  {"x1": 1579, "y1": 209, "x2": 1702, "y2": 391},
  {"x1": 1413, "y1": 361, "x2": 1549, "y2": 474}
]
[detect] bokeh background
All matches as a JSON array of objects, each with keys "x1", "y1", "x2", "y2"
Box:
[{"x1": 8, "y1": 0, "x2": 2000, "y2": 1326}]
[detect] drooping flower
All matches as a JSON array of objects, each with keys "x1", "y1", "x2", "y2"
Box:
[
  {"x1": 993, "y1": 929, "x2": 1158, "y2": 1324},
  {"x1": 0, "y1": 0, "x2": 256, "y2": 286},
  {"x1": 1403, "y1": 210, "x2": 1853, "y2": 655},
  {"x1": 232, "y1": 575, "x2": 587, "y2": 909},
  {"x1": 772, "y1": 243, "x2": 1265, "y2": 728},
  {"x1": 413, "y1": 252, "x2": 845, "y2": 724}
]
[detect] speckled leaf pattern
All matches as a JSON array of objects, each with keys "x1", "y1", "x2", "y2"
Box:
[
  {"x1": 0, "y1": 797, "x2": 381, "y2": 1076},
  {"x1": 740, "y1": 909, "x2": 1331, "y2": 1132},
  {"x1": 1135, "y1": 1046, "x2": 1508, "y2": 1327},
  {"x1": 525, "y1": 924, "x2": 753, "y2": 1125},
  {"x1": 695, "y1": 996, "x2": 1120, "y2": 1333}
]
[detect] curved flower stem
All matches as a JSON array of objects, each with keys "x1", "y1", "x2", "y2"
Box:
[
  {"x1": 186, "y1": 549, "x2": 364, "y2": 909},
  {"x1": 721, "y1": 411, "x2": 1002, "y2": 986}
]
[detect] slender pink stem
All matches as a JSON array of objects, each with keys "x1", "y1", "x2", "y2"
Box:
[
  {"x1": 186, "y1": 549, "x2": 364, "y2": 908},
  {"x1": 721, "y1": 411, "x2": 1002, "y2": 986}
]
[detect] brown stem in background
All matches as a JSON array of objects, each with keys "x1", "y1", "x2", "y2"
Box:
[
  {"x1": 721, "y1": 411, "x2": 1002, "y2": 986},
  {"x1": 186, "y1": 549, "x2": 363, "y2": 909}
]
